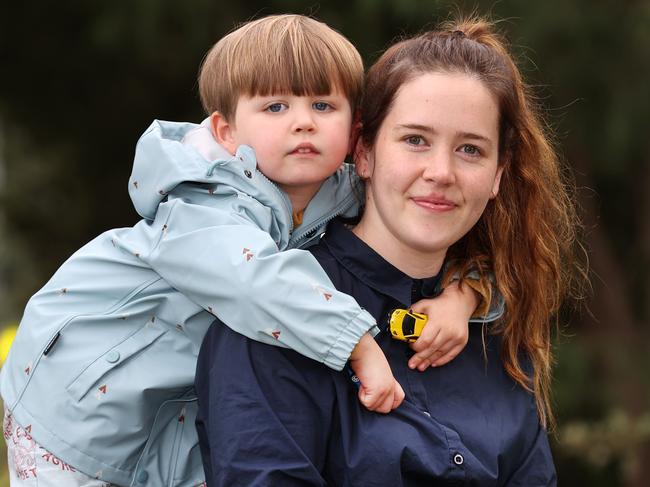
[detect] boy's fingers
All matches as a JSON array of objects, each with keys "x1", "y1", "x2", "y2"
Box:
[
  {"x1": 409, "y1": 337, "x2": 442, "y2": 368},
  {"x1": 431, "y1": 346, "x2": 462, "y2": 367},
  {"x1": 413, "y1": 342, "x2": 448, "y2": 371},
  {"x1": 359, "y1": 386, "x2": 394, "y2": 414},
  {"x1": 408, "y1": 298, "x2": 432, "y2": 313},
  {"x1": 358, "y1": 389, "x2": 377, "y2": 411},
  {"x1": 408, "y1": 354, "x2": 424, "y2": 369},
  {"x1": 409, "y1": 326, "x2": 440, "y2": 353},
  {"x1": 416, "y1": 358, "x2": 432, "y2": 372},
  {"x1": 392, "y1": 381, "x2": 405, "y2": 409},
  {"x1": 409, "y1": 335, "x2": 432, "y2": 353},
  {"x1": 374, "y1": 391, "x2": 394, "y2": 414}
]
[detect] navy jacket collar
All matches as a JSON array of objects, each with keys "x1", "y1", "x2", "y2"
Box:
[{"x1": 322, "y1": 220, "x2": 441, "y2": 306}]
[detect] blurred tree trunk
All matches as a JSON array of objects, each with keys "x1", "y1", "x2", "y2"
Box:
[
  {"x1": 641, "y1": 154, "x2": 650, "y2": 325},
  {"x1": 633, "y1": 154, "x2": 650, "y2": 487},
  {"x1": 574, "y1": 152, "x2": 650, "y2": 486}
]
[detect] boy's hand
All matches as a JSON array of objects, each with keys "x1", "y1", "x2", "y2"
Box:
[
  {"x1": 408, "y1": 282, "x2": 478, "y2": 371},
  {"x1": 349, "y1": 333, "x2": 405, "y2": 413}
]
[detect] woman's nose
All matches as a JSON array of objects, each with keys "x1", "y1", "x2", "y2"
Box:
[{"x1": 422, "y1": 150, "x2": 455, "y2": 185}]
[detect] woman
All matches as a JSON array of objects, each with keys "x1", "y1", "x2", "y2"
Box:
[{"x1": 195, "y1": 17, "x2": 579, "y2": 486}]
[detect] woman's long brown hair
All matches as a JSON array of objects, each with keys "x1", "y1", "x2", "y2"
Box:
[{"x1": 360, "y1": 16, "x2": 584, "y2": 428}]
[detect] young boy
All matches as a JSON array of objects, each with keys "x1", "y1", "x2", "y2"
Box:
[{"x1": 1, "y1": 15, "x2": 501, "y2": 487}]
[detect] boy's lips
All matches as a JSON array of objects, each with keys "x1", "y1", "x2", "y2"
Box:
[{"x1": 288, "y1": 142, "x2": 319, "y2": 155}]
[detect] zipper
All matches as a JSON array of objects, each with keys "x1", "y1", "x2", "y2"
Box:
[
  {"x1": 241, "y1": 162, "x2": 359, "y2": 249},
  {"x1": 289, "y1": 190, "x2": 357, "y2": 248},
  {"x1": 254, "y1": 169, "x2": 295, "y2": 238},
  {"x1": 207, "y1": 149, "x2": 295, "y2": 243}
]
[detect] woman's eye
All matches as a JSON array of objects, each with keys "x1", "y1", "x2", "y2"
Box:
[
  {"x1": 460, "y1": 144, "x2": 481, "y2": 156},
  {"x1": 313, "y1": 101, "x2": 332, "y2": 111},
  {"x1": 405, "y1": 135, "x2": 425, "y2": 146},
  {"x1": 266, "y1": 103, "x2": 287, "y2": 113}
]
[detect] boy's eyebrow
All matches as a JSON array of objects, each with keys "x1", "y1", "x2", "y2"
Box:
[{"x1": 394, "y1": 124, "x2": 494, "y2": 146}]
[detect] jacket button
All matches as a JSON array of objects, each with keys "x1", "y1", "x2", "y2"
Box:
[
  {"x1": 244, "y1": 169, "x2": 252, "y2": 178},
  {"x1": 453, "y1": 453, "x2": 464, "y2": 465},
  {"x1": 105, "y1": 351, "x2": 120, "y2": 363},
  {"x1": 136, "y1": 470, "x2": 149, "y2": 483}
]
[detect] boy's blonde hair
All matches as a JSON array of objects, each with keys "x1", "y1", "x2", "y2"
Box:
[{"x1": 199, "y1": 14, "x2": 364, "y2": 121}]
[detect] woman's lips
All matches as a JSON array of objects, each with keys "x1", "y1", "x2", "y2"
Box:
[{"x1": 411, "y1": 196, "x2": 457, "y2": 211}]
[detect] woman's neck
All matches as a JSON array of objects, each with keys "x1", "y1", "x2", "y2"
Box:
[{"x1": 352, "y1": 218, "x2": 446, "y2": 279}]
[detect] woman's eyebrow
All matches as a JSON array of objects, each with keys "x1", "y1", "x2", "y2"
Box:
[
  {"x1": 394, "y1": 123, "x2": 435, "y2": 133},
  {"x1": 457, "y1": 132, "x2": 494, "y2": 148},
  {"x1": 395, "y1": 125, "x2": 494, "y2": 146}
]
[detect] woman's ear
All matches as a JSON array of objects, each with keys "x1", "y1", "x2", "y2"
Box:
[
  {"x1": 490, "y1": 165, "x2": 505, "y2": 199},
  {"x1": 210, "y1": 111, "x2": 237, "y2": 155},
  {"x1": 354, "y1": 138, "x2": 374, "y2": 180}
]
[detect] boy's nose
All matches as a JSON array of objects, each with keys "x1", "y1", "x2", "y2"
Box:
[{"x1": 292, "y1": 109, "x2": 316, "y2": 133}]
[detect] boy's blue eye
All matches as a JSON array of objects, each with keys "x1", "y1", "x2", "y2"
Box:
[
  {"x1": 313, "y1": 102, "x2": 331, "y2": 111},
  {"x1": 266, "y1": 103, "x2": 286, "y2": 113}
]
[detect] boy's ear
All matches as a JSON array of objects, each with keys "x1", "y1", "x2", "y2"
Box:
[
  {"x1": 354, "y1": 139, "x2": 373, "y2": 180},
  {"x1": 210, "y1": 111, "x2": 237, "y2": 155}
]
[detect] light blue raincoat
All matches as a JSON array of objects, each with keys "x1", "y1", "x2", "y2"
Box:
[{"x1": 0, "y1": 120, "x2": 377, "y2": 486}]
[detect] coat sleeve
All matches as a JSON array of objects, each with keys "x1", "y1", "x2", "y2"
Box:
[
  {"x1": 128, "y1": 189, "x2": 376, "y2": 371},
  {"x1": 195, "y1": 322, "x2": 332, "y2": 486}
]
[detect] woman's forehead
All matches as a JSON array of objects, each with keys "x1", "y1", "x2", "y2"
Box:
[{"x1": 385, "y1": 72, "x2": 499, "y2": 142}]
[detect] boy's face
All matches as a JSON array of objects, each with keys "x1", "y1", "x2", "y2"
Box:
[{"x1": 213, "y1": 91, "x2": 353, "y2": 209}]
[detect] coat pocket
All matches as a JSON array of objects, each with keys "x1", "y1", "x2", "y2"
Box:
[
  {"x1": 65, "y1": 322, "x2": 167, "y2": 401},
  {"x1": 134, "y1": 396, "x2": 204, "y2": 487}
]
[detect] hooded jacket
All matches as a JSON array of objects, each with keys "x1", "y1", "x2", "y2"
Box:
[
  {"x1": 1, "y1": 120, "x2": 504, "y2": 486},
  {"x1": 0, "y1": 120, "x2": 377, "y2": 486}
]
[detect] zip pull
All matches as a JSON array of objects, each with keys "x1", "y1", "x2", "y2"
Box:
[{"x1": 43, "y1": 332, "x2": 61, "y2": 356}]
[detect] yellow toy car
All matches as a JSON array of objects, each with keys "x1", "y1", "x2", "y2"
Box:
[{"x1": 388, "y1": 309, "x2": 428, "y2": 343}]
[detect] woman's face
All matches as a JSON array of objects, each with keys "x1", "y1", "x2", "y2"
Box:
[{"x1": 354, "y1": 71, "x2": 504, "y2": 276}]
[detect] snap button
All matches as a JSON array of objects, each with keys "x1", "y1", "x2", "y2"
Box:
[
  {"x1": 422, "y1": 410, "x2": 431, "y2": 417},
  {"x1": 105, "y1": 350, "x2": 120, "y2": 363},
  {"x1": 453, "y1": 453, "x2": 464, "y2": 465},
  {"x1": 244, "y1": 169, "x2": 252, "y2": 178},
  {"x1": 136, "y1": 470, "x2": 149, "y2": 483}
]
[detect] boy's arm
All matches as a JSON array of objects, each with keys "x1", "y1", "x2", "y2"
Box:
[
  {"x1": 408, "y1": 282, "x2": 477, "y2": 370},
  {"x1": 133, "y1": 192, "x2": 375, "y2": 371},
  {"x1": 460, "y1": 270, "x2": 505, "y2": 323},
  {"x1": 349, "y1": 334, "x2": 404, "y2": 413},
  {"x1": 408, "y1": 273, "x2": 504, "y2": 370}
]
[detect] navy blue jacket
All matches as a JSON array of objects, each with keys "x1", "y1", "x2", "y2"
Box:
[{"x1": 195, "y1": 220, "x2": 556, "y2": 486}]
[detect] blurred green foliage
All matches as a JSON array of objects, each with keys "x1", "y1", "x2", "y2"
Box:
[{"x1": 1, "y1": 1, "x2": 648, "y2": 485}]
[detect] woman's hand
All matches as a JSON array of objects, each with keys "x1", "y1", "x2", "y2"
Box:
[
  {"x1": 350, "y1": 333, "x2": 405, "y2": 413},
  {"x1": 408, "y1": 282, "x2": 478, "y2": 371}
]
